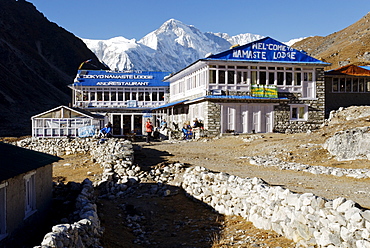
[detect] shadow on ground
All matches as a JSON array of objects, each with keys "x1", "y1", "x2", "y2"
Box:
[{"x1": 98, "y1": 182, "x2": 225, "y2": 248}]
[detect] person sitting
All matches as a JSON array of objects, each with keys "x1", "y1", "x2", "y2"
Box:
[
  {"x1": 160, "y1": 119, "x2": 168, "y2": 130},
  {"x1": 192, "y1": 118, "x2": 202, "y2": 139},
  {"x1": 99, "y1": 123, "x2": 112, "y2": 138},
  {"x1": 192, "y1": 118, "x2": 200, "y2": 128},
  {"x1": 182, "y1": 122, "x2": 192, "y2": 140}
]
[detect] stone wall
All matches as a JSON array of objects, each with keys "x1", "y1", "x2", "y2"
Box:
[
  {"x1": 323, "y1": 126, "x2": 370, "y2": 161},
  {"x1": 181, "y1": 166, "x2": 370, "y2": 247},
  {"x1": 35, "y1": 179, "x2": 101, "y2": 248},
  {"x1": 206, "y1": 101, "x2": 222, "y2": 136},
  {"x1": 274, "y1": 71, "x2": 326, "y2": 133},
  {"x1": 17, "y1": 136, "x2": 370, "y2": 247},
  {"x1": 15, "y1": 137, "x2": 135, "y2": 248}
]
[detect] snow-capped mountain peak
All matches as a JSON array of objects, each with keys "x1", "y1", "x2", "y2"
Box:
[{"x1": 82, "y1": 19, "x2": 299, "y2": 72}]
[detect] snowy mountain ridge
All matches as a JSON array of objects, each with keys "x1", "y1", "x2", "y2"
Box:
[{"x1": 82, "y1": 19, "x2": 299, "y2": 72}]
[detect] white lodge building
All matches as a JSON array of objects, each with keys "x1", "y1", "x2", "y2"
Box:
[
  {"x1": 152, "y1": 37, "x2": 330, "y2": 135},
  {"x1": 69, "y1": 70, "x2": 170, "y2": 137}
]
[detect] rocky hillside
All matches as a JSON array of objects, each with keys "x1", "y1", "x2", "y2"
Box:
[
  {"x1": 0, "y1": 0, "x2": 106, "y2": 136},
  {"x1": 292, "y1": 12, "x2": 370, "y2": 70}
]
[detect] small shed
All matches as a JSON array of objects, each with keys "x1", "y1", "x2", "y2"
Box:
[
  {"x1": 0, "y1": 142, "x2": 61, "y2": 245},
  {"x1": 31, "y1": 105, "x2": 105, "y2": 137},
  {"x1": 325, "y1": 64, "x2": 370, "y2": 116}
]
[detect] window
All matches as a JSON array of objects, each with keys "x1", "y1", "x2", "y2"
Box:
[
  {"x1": 145, "y1": 92, "x2": 151, "y2": 101},
  {"x1": 251, "y1": 71, "x2": 257, "y2": 84},
  {"x1": 219, "y1": 70, "x2": 226, "y2": 84},
  {"x1": 286, "y1": 72, "x2": 293, "y2": 85},
  {"x1": 103, "y1": 92, "x2": 109, "y2": 101},
  {"x1": 152, "y1": 92, "x2": 158, "y2": 101},
  {"x1": 97, "y1": 91, "x2": 103, "y2": 101},
  {"x1": 237, "y1": 71, "x2": 247, "y2": 84},
  {"x1": 209, "y1": 70, "x2": 216, "y2": 84},
  {"x1": 90, "y1": 92, "x2": 95, "y2": 101},
  {"x1": 304, "y1": 72, "x2": 312, "y2": 81},
  {"x1": 0, "y1": 183, "x2": 7, "y2": 240},
  {"x1": 123, "y1": 92, "x2": 129, "y2": 101},
  {"x1": 277, "y1": 72, "x2": 284, "y2": 85},
  {"x1": 295, "y1": 72, "x2": 302, "y2": 86},
  {"x1": 345, "y1": 78, "x2": 352, "y2": 92},
  {"x1": 131, "y1": 90, "x2": 137, "y2": 100},
  {"x1": 259, "y1": 71, "x2": 266, "y2": 85},
  {"x1": 290, "y1": 105, "x2": 307, "y2": 121},
  {"x1": 24, "y1": 172, "x2": 36, "y2": 218},
  {"x1": 332, "y1": 78, "x2": 339, "y2": 92},
  {"x1": 117, "y1": 92, "x2": 123, "y2": 101},
  {"x1": 110, "y1": 92, "x2": 116, "y2": 101},
  {"x1": 359, "y1": 78, "x2": 365, "y2": 92},
  {"x1": 339, "y1": 78, "x2": 345, "y2": 92},
  {"x1": 83, "y1": 92, "x2": 88, "y2": 101},
  {"x1": 76, "y1": 92, "x2": 82, "y2": 101},
  {"x1": 159, "y1": 92, "x2": 165, "y2": 101},
  {"x1": 353, "y1": 79, "x2": 359, "y2": 92},
  {"x1": 268, "y1": 72, "x2": 275, "y2": 85},
  {"x1": 227, "y1": 71, "x2": 235, "y2": 84}
]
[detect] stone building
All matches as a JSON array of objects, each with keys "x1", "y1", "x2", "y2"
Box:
[
  {"x1": 152, "y1": 37, "x2": 330, "y2": 135},
  {"x1": 325, "y1": 64, "x2": 370, "y2": 117},
  {"x1": 0, "y1": 142, "x2": 60, "y2": 246}
]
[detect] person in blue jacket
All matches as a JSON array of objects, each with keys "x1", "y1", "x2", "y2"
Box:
[{"x1": 99, "y1": 123, "x2": 113, "y2": 138}]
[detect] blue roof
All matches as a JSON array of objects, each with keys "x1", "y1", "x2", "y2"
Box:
[
  {"x1": 204, "y1": 95, "x2": 287, "y2": 100},
  {"x1": 151, "y1": 100, "x2": 188, "y2": 110},
  {"x1": 153, "y1": 96, "x2": 287, "y2": 110},
  {"x1": 205, "y1": 37, "x2": 330, "y2": 65},
  {"x1": 73, "y1": 70, "x2": 171, "y2": 87},
  {"x1": 360, "y1": 66, "x2": 370, "y2": 71}
]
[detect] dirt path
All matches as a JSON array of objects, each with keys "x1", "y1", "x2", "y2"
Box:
[
  {"x1": 137, "y1": 133, "x2": 370, "y2": 209},
  {"x1": 51, "y1": 108, "x2": 370, "y2": 247}
]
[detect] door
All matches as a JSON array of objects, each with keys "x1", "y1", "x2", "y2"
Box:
[
  {"x1": 133, "y1": 115, "x2": 143, "y2": 135},
  {"x1": 252, "y1": 108, "x2": 260, "y2": 133},
  {"x1": 122, "y1": 115, "x2": 132, "y2": 135},
  {"x1": 112, "y1": 115, "x2": 122, "y2": 136},
  {"x1": 241, "y1": 105, "x2": 250, "y2": 133},
  {"x1": 222, "y1": 104, "x2": 237, "y2": 133},
  {"x1": 265, "y1": 106, "x2": 273, "y2": 133}
]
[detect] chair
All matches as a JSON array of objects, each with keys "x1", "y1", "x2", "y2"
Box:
[{"x1": 182, "y1": 128, "x2": 192, "y2": 140}]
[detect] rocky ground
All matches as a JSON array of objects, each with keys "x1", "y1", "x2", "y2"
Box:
[{"x1": 50, "y1": 106, "x2": 370, "y2": 247}]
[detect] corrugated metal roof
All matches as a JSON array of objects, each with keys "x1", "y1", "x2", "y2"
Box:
[
  {"x1": 31, "y1": 105, "x2": 104, "y2": 119},
  {"x1": 151, "y1": 100, "x2": 188, "y2": 110},
  {"x1": 326, "y1": 64, "x2": 370, "y2": 76},
  {"x1": 204, "y1": 95, "x2": 287, "y2": 100},
  {"x1": 0, "y1": 142, "x2": 61, "y2": 182}
]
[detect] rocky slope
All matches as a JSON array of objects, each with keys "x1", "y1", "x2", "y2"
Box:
[
  {"x1": 292, "y1": 12, "x2": 370, "y2": 70},
  {"x1": 0, "y1": 0, "x2": 106, "y2": 136}
]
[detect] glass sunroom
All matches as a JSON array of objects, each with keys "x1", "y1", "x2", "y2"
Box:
[{"x1": 31, "y1": 105, "x2": 104, "y2": 137}]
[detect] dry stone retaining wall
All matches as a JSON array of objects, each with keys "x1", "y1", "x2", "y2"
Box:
[
  {"x1": 34, "y1": 179, "x2": 101, "y2": 248},
  {"x1": 16, "y1": 137, "x2": 136, "y2": 248},
  {"x1": 248, "y1": 155, "x2": 370, "y2": 179},
  {"x1": 181, "y1": 166, "x2": 370, "y2": 247},
  {"x1": 16, "y1": 137, "x2": 370, "y2": 247}
]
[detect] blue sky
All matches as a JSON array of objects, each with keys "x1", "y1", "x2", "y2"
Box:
[{"x1": 27, "y1": 0, "x2": 370, "y2": 42}]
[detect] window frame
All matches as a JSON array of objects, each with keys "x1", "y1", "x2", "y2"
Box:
[
  {"x1": 0, "y1": 182, "x2": 7, "y2": 240},
  {"x1": 290, "y1": 104, "x2": 308, "y2": 121},
  {"x1": 24, "y1": 172, "x2": 37, "y2": 219}
]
